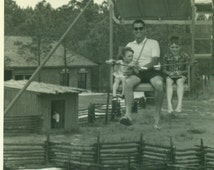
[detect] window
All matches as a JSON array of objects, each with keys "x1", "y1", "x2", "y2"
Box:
[
  {"x1": 25, "y1": 75, "x2": 31, "y2": 80},
  {"x1": 60, "y1": 68, "x2": 70, "y2": 86},
  {"x1": 60, "y1": 73, "x2": 70, "y2": 86},
  {"x1": 15, "y1": 75, "x2": 24, "y2": 80},
  {"x1": 51, "y1": 100, "x2": 65, "y2": 129},
  {"x1": 78, "y1": 68, "x2": 87, "y2": 89},
  {"x1": 14, "y1": 74, "x2": 32, "y2": 80},
  {"x1": 4, "y1": 70, "x2": 12, "y2": 81}
]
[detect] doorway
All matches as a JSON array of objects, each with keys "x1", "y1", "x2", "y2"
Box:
[{"x1": 51, "y1": 100, "x2": 65, "y2": 129}]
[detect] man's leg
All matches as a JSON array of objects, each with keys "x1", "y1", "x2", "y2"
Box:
[
  {"x1": 150, "y1": 76, "x2": 164, "y2": 127},
  {"x1": 166, "y1": 77, "x2": 174, "y2": 113},
  {"x1": 176, "y1": 76, "x2": 186, "y2": 112},
  {"x1": 124, "y1": 75, "x2": 141, "y2": 121}
]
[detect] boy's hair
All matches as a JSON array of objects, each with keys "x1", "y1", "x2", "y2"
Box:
[
  {"x1": 132, "y1": 19, "x2": 146, "y2": 28},
  {"x1": 169, "y1": 36, "x2": 181, "y2": 45},
  {"x1": 118, "y1": 47, "x2": 134, "y2": 60}
]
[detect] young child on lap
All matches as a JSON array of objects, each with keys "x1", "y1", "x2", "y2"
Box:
[{"x1": 106, "y1": 47, "x2": 135, "y2": 99}]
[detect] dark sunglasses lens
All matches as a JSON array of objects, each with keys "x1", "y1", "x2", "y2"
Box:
[{"x1": 134, "y1": 27, "x2": 143, "y2": 31}]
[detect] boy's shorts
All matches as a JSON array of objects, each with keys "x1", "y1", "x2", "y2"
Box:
[{"x1": 136, "y1": 70, "x2": 164, "y2": 83}]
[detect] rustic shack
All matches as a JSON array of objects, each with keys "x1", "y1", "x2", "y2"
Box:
[{"x1": 4, "y1": 80, "x2": 81, "y2": 133}]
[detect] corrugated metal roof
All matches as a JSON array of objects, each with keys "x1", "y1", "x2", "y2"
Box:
[
  {"x1": 113, "y1": 0, "x2": 193, "y2": 21},
  {"x1": 4, "y1": 36, "x2": 97, "y2": 68},
  {"x1": 4, "y1": 80, "x2": 82, "y2": 94}
]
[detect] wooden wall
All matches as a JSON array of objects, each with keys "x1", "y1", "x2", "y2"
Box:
[
  {"x1": 9, "y1": 67, "x2": 93, "y2": 90},
  {"x1": 4, "y1": 87, "x2": 39, "y2": 116}
]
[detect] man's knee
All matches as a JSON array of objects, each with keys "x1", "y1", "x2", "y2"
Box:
[
  {"x1": 152, "y1": 78, "x2": 164, "y2": 91},
  {"x1": 125, "y1": 78, "x2": 134, "y2": 90},
  {"x1": 125, "y1": 76, "x2": 140, "y2": 89}
]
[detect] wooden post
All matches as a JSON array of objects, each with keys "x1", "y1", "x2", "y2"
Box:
[
  {"x1": 105, "y1": 0, "x2": 114, "y2": 124},
  {"x1": 45, "y1": 133, "x2": 50, "y2": 165},
  {"x1": 169, "y1": 137, "x2": 176, "y2": 167},
  {"x1": 105, "y1": 91, "x2": 110, "y2": 124},
  {"x1": 191, "y1": 0, "x2": 196, "y2": 97},
  {"x1": 108, "y1": 0, "x2": 113, "y2": 92},
  {"x1": 212, "y1": 0, "x2": 214, "y2": 65},
  {"x1": 127, "y1": 154, "x2": 131, "y2": 170},
  {"x1": 67, "y1": 146, "x2": 72, "y2": 170},
  {"x1": 199, "y1": 138, "x2": 206, "y2": 170},
  {"x1": 138, "y1": 133, "x2": 143, "y2": 165},
  {"x1": 88, "y1": 103, "x2": 95, "y2": 123},
  {"x1": 95, "y1": 133, "x2": 101, "y2": 165}
]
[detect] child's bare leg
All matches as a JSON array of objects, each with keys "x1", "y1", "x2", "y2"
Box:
[
  {"x1": 166, "y1": 77, "x2": 174, "y2": 113},
  {"x1": 113, "y1": 78, "x2": 121, "y2": 97},
  {"x1": 176, "y1": 76, "x2": 186, "y2": 112},
  {"x1": 121, "y1": 77, "x2": 126, "y2": 96}
]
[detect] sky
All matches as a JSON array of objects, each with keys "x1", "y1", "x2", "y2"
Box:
[
  {"x1": 14, "y1": 0, "x2": 105, "y2": 9},
  {"x1": 13, "y1": 0, "x2": 212, "y2": 9}
]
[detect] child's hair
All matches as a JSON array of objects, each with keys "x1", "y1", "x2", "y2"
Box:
[
  {"x1": 118, "y1": 47, "x2": 134, "y2": 60},
  {"x1": 169, "y1": 36, "x2": 181, "y2": 45}
]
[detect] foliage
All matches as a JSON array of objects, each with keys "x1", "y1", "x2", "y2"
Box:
[{"x1": 4, "y1": 0, "x2": 212, "y2": 90}]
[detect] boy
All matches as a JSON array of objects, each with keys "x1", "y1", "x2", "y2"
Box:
[{"x1": 162, "y1": 36, "x2": 190, "y2": 113}]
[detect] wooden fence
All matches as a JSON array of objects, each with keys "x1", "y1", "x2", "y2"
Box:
[
  {"x1": 4, "y1": 115, "x2": 42, "y2": 135},
  {"x1": 4, "y1": 135, "x2": 214, "y2": 170}
]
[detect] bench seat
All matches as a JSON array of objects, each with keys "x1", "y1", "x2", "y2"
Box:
[{"x1": 134, "y1": 83, "x2": 190, "y2": 92}]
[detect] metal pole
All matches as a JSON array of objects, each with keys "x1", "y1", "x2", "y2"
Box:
[
  {"x1": 109, "y1": 0, "x2": 113, "y2": 89},
  {"x1": 212, "y1": 0, "x2": 214, "y2": 63},
  {"x1": 4, "y1": 0, "x2": 93, "y2": 115},
  {"x1": 105, "y1": 0, "x2": 113, "y2": 124}
]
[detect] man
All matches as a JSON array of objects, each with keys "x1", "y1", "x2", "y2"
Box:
[{"x1": 120, "y1": 19, "x2": 164, "y2": 129}]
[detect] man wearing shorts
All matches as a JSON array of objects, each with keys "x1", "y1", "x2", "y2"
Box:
[{"x1": 120, "y1": 19, "x2": 164, "y2": 129}]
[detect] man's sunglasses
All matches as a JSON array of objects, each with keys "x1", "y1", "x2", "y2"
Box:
[{"x1": 133, "y1": 27, "x2": 144, "y2": 31}]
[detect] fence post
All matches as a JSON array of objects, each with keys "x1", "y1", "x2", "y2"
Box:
[
  {"x1": 138, "y1": 133, "x2": 143, "y2": 166},
  {"x1": 94, "y1": 133, "x2": 101, "y2": 165},
  {"x1": 169, "y1": 137, "x2": 176, "y2": 169},
  {"x1": 88, "y1": 103, "x2": 95, "y2": 123},
  {"x1": 199, "y1": 138, "x2": 206, "y2": 170},
  {"x1": 105, "y1": 91, "x2": 110, "y2": 124},
  {"x1": 127, "y1": 154, "x2": 131, "y2": 170},
  {"x1": 67, "y1": 146, "x2": 72, "y2": 170},
  {"x1": 45, "y1": 133, "x2": 50, "y2": 165}
]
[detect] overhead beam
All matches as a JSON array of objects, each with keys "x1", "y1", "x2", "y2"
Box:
[{"x1": 112, "y1": 18, "x2": 212, "y2": 25}]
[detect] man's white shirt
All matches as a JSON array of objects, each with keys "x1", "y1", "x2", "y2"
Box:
[{"x1": 126, "y1": 37, "x2": 160, "y2": 67}]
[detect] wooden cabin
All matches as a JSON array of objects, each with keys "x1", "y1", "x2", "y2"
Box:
[
  {"x1": 4, "y1": 80, "x2": 81, "y2": 133},
  {"x1": 4, "y1": 36, "x2": 98, "y2": 90}
]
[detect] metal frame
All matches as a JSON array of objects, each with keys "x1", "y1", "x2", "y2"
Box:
[{"x1": 109, "y1": 0, "x2": 213, "y2": 92}]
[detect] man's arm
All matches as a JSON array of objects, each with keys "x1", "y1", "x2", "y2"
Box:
[{"x1": 143, "y1": 57, "x2": 160, "y2": 70}]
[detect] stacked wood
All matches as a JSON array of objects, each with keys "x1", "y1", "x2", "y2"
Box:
[
  {"x1": 4, "y1": 143, "x2": 45, "y2": 168},
  {"x1": 4, "y1": 136, "x2": 214, "y2": 170},
  {"x1": 4, "y1": 115, "x2": 42, "y2": 135}
]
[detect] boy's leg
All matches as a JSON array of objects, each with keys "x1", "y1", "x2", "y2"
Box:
[
  {"x1": 112, "y1": 77, "x2": 121, "y2": 97},
  {"x1": 124, "y1": 75, "x2": 141, "y2": 121},
  {"x1": 176, "y1": 76, "x2": 186, "y2": 112},
  {"x1": 166, "y1": 77, "x2": 174, "y2": 113},
  {"x1": 150, "y1": 76, "x2": 164, "y2": 128}
]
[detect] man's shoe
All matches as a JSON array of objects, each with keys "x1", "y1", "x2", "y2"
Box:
[{"x1": 120, "y1": 117, "x2": 132, "y2": 126}]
